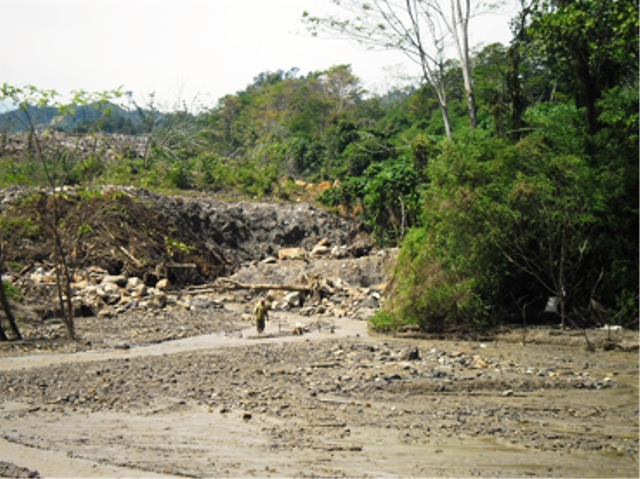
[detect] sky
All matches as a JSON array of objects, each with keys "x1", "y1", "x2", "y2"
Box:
[{"x1": 1, "y1": 0, "x2": 518, "y2": 111}]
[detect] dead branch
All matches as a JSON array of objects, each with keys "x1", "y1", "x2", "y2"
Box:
[
  {"x1": 213, "y1": 278, "x2": 312, "y2": 293},
  {"x1": 116, "y1": 244, "x2": 143, "y2": 268}
]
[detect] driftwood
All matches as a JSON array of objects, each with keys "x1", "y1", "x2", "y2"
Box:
[
  {"x1": 167, "y1": 262, "x2": 196, "y2": 269},
  {"x1": 116, "y1": 244, "x2": 143, "y2": 268},
  {"x1": 213, "y1": 278, "x2": 312, "y2": 292}
]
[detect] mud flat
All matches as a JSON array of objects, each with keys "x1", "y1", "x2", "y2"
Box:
[{"x1": 1, "y1": 311, "x2": 637, "y2": 478}]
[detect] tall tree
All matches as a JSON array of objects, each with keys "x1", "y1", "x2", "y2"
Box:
[
  {"x1": 303, "y1": 0, "x2": 498, "y2": 136},
  {"x1": 527, "y1": 0, "x2": 639, "y2": 135},
  {"x1": 304, "y1": 0, "x2": 455, "y2": 138},
  {"x1": 432, "y1": 0, "x2": 479, "y2": 128}
]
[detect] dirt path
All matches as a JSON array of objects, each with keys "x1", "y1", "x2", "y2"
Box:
[
  {"x1": 1, "y1": 313, "x2": 638, "y2": 478},
  {"x1": 0, "y1": 312, "x2": 367, "y2": 373}
]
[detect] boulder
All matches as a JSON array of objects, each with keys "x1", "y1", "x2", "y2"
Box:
[
  {"x1": 102, "y1": 275, "x2": 127, "y2": 287},
  {"x1": 278, "y1": 247, "x2": 307, "y2": 261}
]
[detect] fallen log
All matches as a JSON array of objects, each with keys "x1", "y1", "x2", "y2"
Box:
[{"x1": 213, "y1": 278, "x2": 312, "y2": 292}]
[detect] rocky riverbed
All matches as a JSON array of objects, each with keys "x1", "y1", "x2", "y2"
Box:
[
  {"x1": 0, "y1": 188, "x2": 638, "y2": 478},
  {"x1": 0, "y1": 282, "x2": 638, "y2": 478}
]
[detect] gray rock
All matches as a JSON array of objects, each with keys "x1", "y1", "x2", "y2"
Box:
[{"x1": 284, "y1": 291, "x2": 302, "y2": 307}]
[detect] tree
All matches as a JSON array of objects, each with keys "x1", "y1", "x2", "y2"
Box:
[
  {"x1": 0, "y1": 84, "x2": 123, "y2": 339},
  {"x1": 317, "y1": 64, "x2": 366, "y2": 113},
  {"x1": 303, "y1": 0, "x2": 498, "y2": 136},
  {"x1": 304, "y1": 0, "x2": 455, "y2": 138},
  {"x1": 380, "y1": 108, "x2": 633, "y2": 332},
  {"x1": 0, "y1": 240, "x2": 22, "y2": 341},
  {"x1": 527, "y1": 0, "x2": 639, "y2": 135},
  {"x1": 472, "y1": 42, "x2": 509, "y2": 135},
  {"x1": 431, "y1": 0, "x2": 479, "y2": 128},
  {"x1": 362, "y1": 159, "x2": 421, "y2": 246}
]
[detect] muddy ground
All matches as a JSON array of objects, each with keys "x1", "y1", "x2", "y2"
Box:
[
  {"x1": 0, "y1": 188, "x2": 638, "y2": 478},
  {"x1": 0, "y1": 281, "x2": 638, "y2": 478}
]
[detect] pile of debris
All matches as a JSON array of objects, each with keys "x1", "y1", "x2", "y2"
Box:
[{"x1": 4, "y1": 241, "x2": 395, "y2": 325}]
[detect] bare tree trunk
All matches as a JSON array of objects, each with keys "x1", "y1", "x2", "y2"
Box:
[
  {"x1": 0, "y1": 243, "x2": 22, "y2": 340},
  {"x1": 436, "y1": 0, "x2": 477, "y2": 128},
  {"x1": 30, "y1": 128, "x2": 76, "y2": 340},
  {"x1": 409, "y1": 0, "x2": 453, "y2": 138},
  {"x1": 0, "y1": 279, "x2": 22, "y2": 340},
  {"x1": 49, "y1": 196, "x2": 76, "y2": 340}
]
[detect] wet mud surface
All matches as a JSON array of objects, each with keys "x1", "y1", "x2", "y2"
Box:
[{"x1": 0, "y1": 308, "x2": 637, "y2": 478}]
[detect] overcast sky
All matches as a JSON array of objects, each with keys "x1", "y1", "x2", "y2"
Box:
[{"x1": 1, "y1": 0, "x2": 518, "y2": 110}]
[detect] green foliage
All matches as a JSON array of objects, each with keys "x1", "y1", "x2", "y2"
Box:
[
  {"x1": 527, "y1": 0, "x2": 639, "y2": 133},
  {"x1": 368, "y1": 310, "x2": 414, "y2": 334},
  {"x1": 383, "y1": 105, "x2": 637, "y2": 331},
  {"x1": 0, "y1": 156, "x2": 38, "y2": 186},
  {"x1": 0, "y1": 215, "x2": 40, "y2": 240},
  {"x1": 0, "y1": 0, "x2": 636, "y2": 332},
  {"x1": 77, "y1": 220, "x2": 94, "y2": 237},
  {"x1": 317, "y1": 175, "x2": 365, "y2": 214},
  {"x1": 361, "y1": 159, "x2": 421, "y2": 247},
  {"x1": 69, "y1": 155, "x2": 104, "y2": 185},
  {"x1": 1, "y1": 281, "x2": 23, "y2": 302},
  {"x1": 318, "y1": 158, "x2": 421, "y2": 246},
  {"x1": 164, "y1": 237, "x2": 192, "y2": 258}
]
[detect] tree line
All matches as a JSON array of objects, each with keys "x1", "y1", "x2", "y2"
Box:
[{"x1": 0, "y1": 0, "x2": 637, "y2": 339}]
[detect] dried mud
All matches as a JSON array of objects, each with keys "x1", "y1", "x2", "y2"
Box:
[{"x1": 0, "y1": 299, "x2": 637, "y2": 478}]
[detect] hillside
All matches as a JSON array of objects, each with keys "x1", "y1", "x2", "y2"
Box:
[{"x1": 0, "y1": 103, "x2": 152, "y2": 134}]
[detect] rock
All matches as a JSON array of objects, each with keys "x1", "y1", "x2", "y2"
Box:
[
  {"x1": 330, "y1": 245, "x2": 348, "y2": 259},
  {"x1": 145, "y1": 294, "x2": 167, "y2": 309},
  {"x1": 0, "y1": 461, "x2": 40, "y2": 478},
  {"x1": 102, "y1": 275, "x2": 127, "y2": 287},
  {"x1": 131, "y1": 284, "x2": 147, "y2": 298},
  {"x1": 97, "y1": 307, "x2": 114, "y2": 318},
  {"x1": 126, "y1": 276, "x2": 144, "y2": 289},
  {"x1": 471, "y1": 356, "x2": 489, "y2": 369},
  {"x1": 284, "y1": 291, "x2": 303, "y2": 307},
  {"x1": 349, "y1": 237, "x2": 374, "y2": 258},
  {"x1": 356, "y1": 295, "x2": 380, "y2": 310},
  {"x1": 400, "y1": 347, "x2": 421, "y2": 361},
  {"x1": 278, "y1": 247, "x2": 307, "y2": 261},
  {"x1": 156, "y1": 278, "x2": 170, "y2": 291},
  {"x1": 311, "y1": 245, "x2": 331, "y2": 257},
  {"x1": 352, "y1": 307, "x2": 377, "y2": 321},
  {"x1": 72, "y1": 279, "x2": 90, "y2": 290},
  {"x1": 100, "y1": 282, "x2": 121, "y2": 294}
]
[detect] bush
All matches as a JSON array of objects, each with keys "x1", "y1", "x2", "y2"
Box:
[{"x1": 378, "y1": 117, "x2": 634, "y2": 332}]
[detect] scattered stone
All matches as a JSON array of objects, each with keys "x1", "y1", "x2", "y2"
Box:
[
  {"x1": 400, "y1": 347, "x2": 421, "y2": 361},
  {"x1": 0, "y1": 461, "x2": 40, "y2": 478}
]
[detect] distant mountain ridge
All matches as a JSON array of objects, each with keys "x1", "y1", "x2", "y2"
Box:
[{"x1": 0, "y1": 103, "x2": 158, "y2": 135}]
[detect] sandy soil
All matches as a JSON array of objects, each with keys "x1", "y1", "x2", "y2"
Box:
[{"x1": 0, "y1": 303, "x2": 638, "y2": 479}]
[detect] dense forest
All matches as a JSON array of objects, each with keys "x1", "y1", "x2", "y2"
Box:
[{"x1": 1, "y1": 0, "x2": 638, "y2": 332}]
